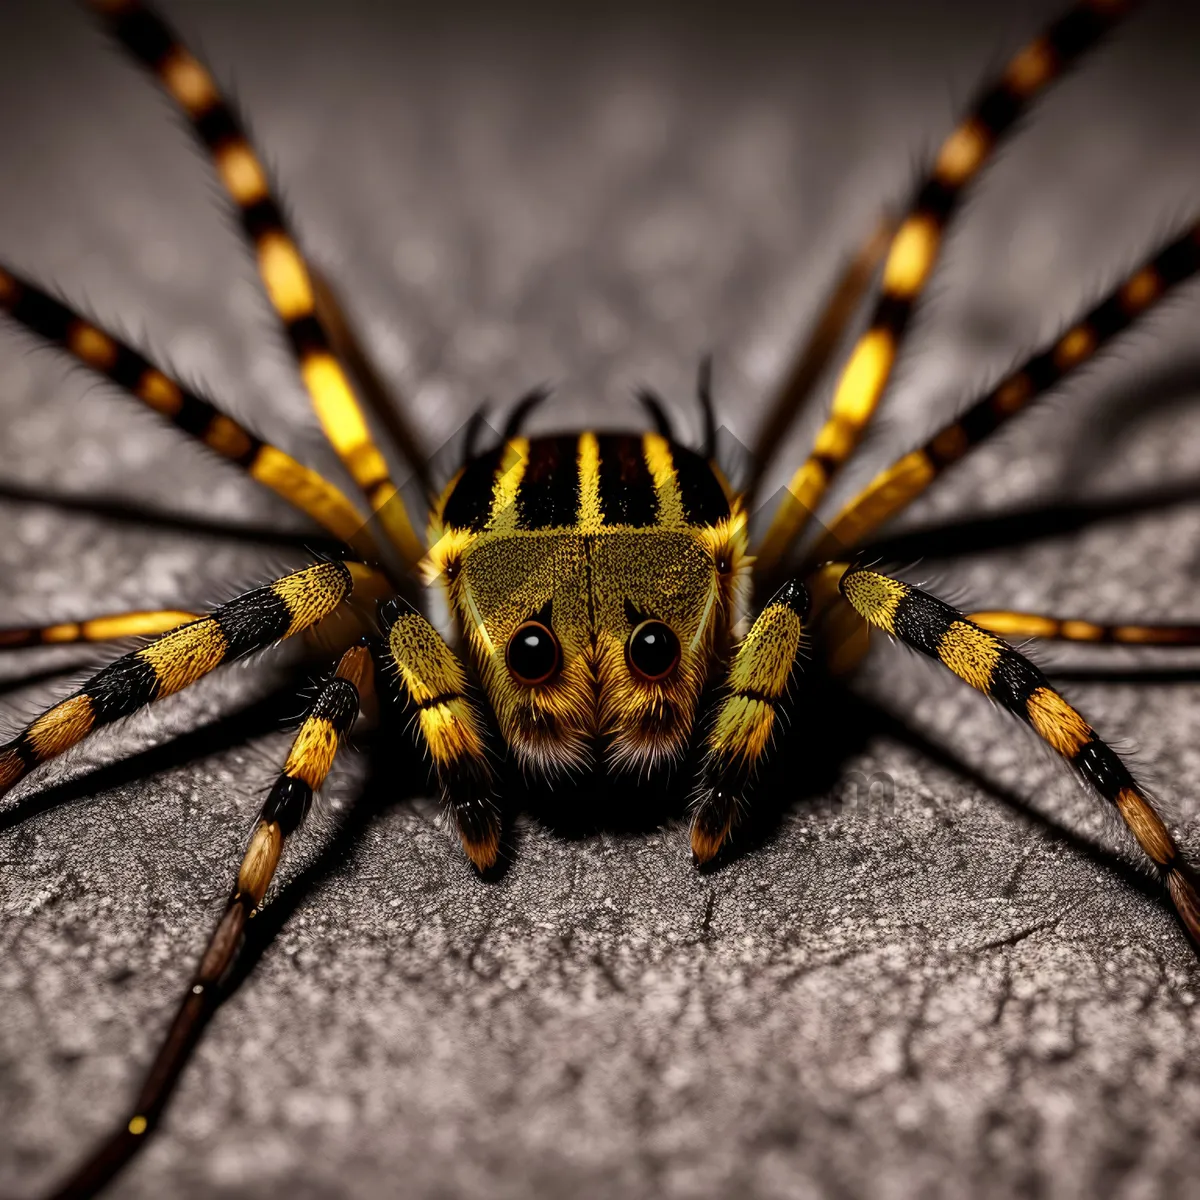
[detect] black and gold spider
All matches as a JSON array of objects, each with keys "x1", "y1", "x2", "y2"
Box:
[{"x1": 3, "y1": 0, "x2": 1200, "y2": 1196}]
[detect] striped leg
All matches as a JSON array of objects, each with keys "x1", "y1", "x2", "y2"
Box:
[
  {"x1": 86, "y1": 0, "x2": 426, "y2": 566},
  {"x1": 840, "y1": 568, "x2": 1200, "y2": 945},
  {"x1": 381, "y1": 599, "x2": 499, "y2": 870},
  {"x1": 970, "y1": 611, "x2": 1200, "y2": 646},
  {"x1": 0, "y1": 609, "x2": 198, "y2": 649},
  {"x1": 691, "y1": 580, "x2": 809, "y2": 863},
  {"x1": 754, "y1": 0, "x2": 1135, "y2": 576},
  {"x1": 0, "y1": 561, "x2": 359, "y2": 798},
  {"x1": 46, "y1": 643, "x2": 372, "y2": 1200},
  {"x1": 0, "y1": 266, "x2": 374, "y2": 553},
  {"x1": 745, "y1": 216, "x2": 895, "y2": 503},
  {"x1": 815, "y1": 218, "x2": 1200, "y2": 558}
]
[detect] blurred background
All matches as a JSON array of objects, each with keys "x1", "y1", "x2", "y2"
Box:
[{"x1": 2, "y1": 2, "x2": 1200, "y2": 1197}]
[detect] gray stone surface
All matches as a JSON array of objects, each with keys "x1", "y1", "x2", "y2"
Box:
[{"x1": 2, "y1": 1, "x2": 1200, "y2": 1197}]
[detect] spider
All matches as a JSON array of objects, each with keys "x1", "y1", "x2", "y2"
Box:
[{"x1": 3, "y1": 0, "x2": 1200, "y2": 1196}]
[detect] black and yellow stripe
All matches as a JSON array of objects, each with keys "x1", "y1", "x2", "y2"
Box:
[
  {"x1": 52, "y1": 643, "x2": 372, "y2": 1200},
  {"x1": 756, "y1": 0, "x2": 1135, "y2": 573},
  {"x1": 0, "y1": 561, "x2": 355, "y2": 797},
  {"x1": 0, "y1": 265, "x2": 376, "y2": 552},
  {"x1": 841, "y1": 567, "x2": 1200, "y2": 945},
  {"x1": 439, "y1": 432, "x2": 730, "y2": 535},
  {"x1": 970, "y1": 610, "x2": 1200, "y2": 645},
  {"x1": 0, "y1": 608, "x2": 199, "y2": 649},
  {"x1": 85, "y1": 0, "x2": 423, "y2": 565},
  {"x1": 692, "y1": 579, "x2": 809, "y2": 863},
  {"x1": 818, "y1": 216, "x2": 1200, "y2": 557},
  {"x1": 381, "y1": 596, "x2": 499, "y2": 869}
]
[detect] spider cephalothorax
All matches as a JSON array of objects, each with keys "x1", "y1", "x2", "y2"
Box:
[
  {"x1": 425, "y1": 431, "x2": 749, "y2": 779},
  {"x1": 4, "y1": 0, "x2": 1200, "y2": 1197}
]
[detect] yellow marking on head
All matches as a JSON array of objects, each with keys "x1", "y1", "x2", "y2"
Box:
[
  {"x1": 992, "y1": 374, "x2": 1033, "y2": 415},
  {"x1": 1121, "y1": 267, "x2": 1161, "y2": 313},
  {"x1": 0, "y1": 748, "x2": 24, "y2": 792},
  {"x1": 247, "y1": 445, "x2": 369, "y2": 546},
  {"x1": 882, "y1": 215, "x2": 940, "y2": 298},
  {"x1": 1026, "y1": 687, "x2": 1091, "y2": 757},
  {"x1": 1115, "y1": 788, "x2": 1174, "y2": 866},
  {"x1": 937, "y1": 621, "x2": 1001, "y2": 693},
  {"x1": 934, "y1": 118, "x2": 990, "y2": 186},
  {"x1": 829, "y1": 328, "x2": 897, "y2": 432},
  {"x1": 237, "y1": 819, "x2": 283, "y2": 906},
  {"x1": 1005, "y1": 36, "x2": 1056, "y2": 96},
  {"x1": 1062, "y1": 620, "x2": 1104, "y2": 642},
  {"x1": 970, "y1": 611, "x2": 1060, "y2": 639},
  {"x1": 462, "y1": 578, "x2": 496, "y2": 655},
  {"x1": 0, "y1": 266, "x2": 18, "y2": 306},
  {"x1": 203, "y1": 414, "x2": 254, "y2": 460},
  {"x1": 1054, "y1": 324, "x2": 1097, "y2": 369},
  {"x1": 839, "y1": 570, "x2": 908, "y2": 636},
  {"x1": 136, "y1": 368, "x2": 183, "y2": 416},
  {"x1": 272, "y1": 563, "x2": 353, "y2": 637},
  {"x1": 643, "y1": 433, "x2": 685, "y2": 526},
  {"x1": 160, "y1": 48, "x2": 218, "y2": 116},
  {"x1": 42, "y1": 623, "x2": 82, "y2": 644},
  {"x1": 929, "y1": 423, "x2": 969, "y2": 464},
  {"x1": 27, "y1": 695, "x2": 95, "y2": 760},
  {"x1": 299, "y1": 353, "x2": 389, "y2": 488},
  {"x1": 578, "y1": 432, "x2": 603, "y2": 532},
  {"x1": 82, "y1": 612, "x2": 197, "y2": 641},
  {"x1": 215, "y1": 139, "x2": 270, "y2": 207},
  {"x1": 127, "y1": 1116, "x2": 148, "y2": 1137},
  {"x1": 488, "y1": 436, "x2": 530, "y2": 530},
  {"x1": 139, "y1": 619, "x2": 227, "y2": 698},
  {"x1": 68, "y1": 322, "x2": 118, "y2": 371},
  {"x1": 256, "y1": 231, "x2": 315, "y2": 321},
  {"x1": 284, "y1": 716, "x2": 340, "y2": 789}
]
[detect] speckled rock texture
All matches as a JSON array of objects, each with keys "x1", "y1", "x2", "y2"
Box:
[{"x1": 3, "y1": 2, "x2": 1200, "y2": 1197}]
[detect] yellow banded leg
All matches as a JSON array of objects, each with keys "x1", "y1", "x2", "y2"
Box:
[
  {"x1": 0, "y1": 264, "x2": 375, "y2": 555},
  {"x1": 46, "y1": 643, "x2": 372, "y2": 1200},
  {"x1": 0, "y1": 609, "x2": 198, "y2": 649},
  {"x1": 755, "y1": 0, "x2": 1138, "y2": 576},
  {"x1": 970, "y1": 611, "x2": 1200, "y2": 646},
  {"x1": 86, "y1": 0, "x2": 425, "y2": 566},
  {"x1": 692, "y1": 579, "x2": 809, "y2": 863},
  {"x1": 0, "y1": 562, "x2": 357, "y2": 798},
  {"x1": 815, "y1": 216, "x2": 1200, "y2": 559},
  {"x1": 841, "y1": 568, "x2": 1200, "y2": 947},
  {"x1": 381, "y1": 599, "x2": 498, "y2": 869}
]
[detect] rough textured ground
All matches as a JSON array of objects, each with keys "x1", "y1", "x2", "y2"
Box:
[{"x1": 2, "y1": 1, "x2": 1200, "y2": 1197}]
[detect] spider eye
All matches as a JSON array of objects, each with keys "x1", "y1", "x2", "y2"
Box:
[
  {"x1": 626, "y1": 620, "x2": 680, "y2": 683},
  {"x1": 506, "y1": 621, "x2": 561, "y2": 686}
]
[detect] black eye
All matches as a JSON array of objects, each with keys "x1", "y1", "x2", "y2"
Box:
[
  {"x1": 506, "y1": 621, "x2": 561, "y2": 686},
  {"x1": 626, "y1": 620, "x2": 680, "y2": 683}
]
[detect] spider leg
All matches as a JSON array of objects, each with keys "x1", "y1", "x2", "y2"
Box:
[
  {"x1": 44, "y1": 643, "x2": 373, "y2": 1200},
  {"x1": 691, "y1": 579, "x2": 809, "y2": 863},
  {"x1": 745, "y1": 216, "x2": 894, "y2": 503},
  {"x1": 754, "y1": 0, "x2": 1136, "y2": 577},
  {"x1": 0, "y1": 561, "x2": 370, "y2": 798},
  {"x1": 970, "y1": 611, "x2": 1200, "y2": 646},
  {"x1": 815, "y1": 217, "x2": 1200, "y2": 559},
  {"x1": 0, "y1": 266, "x2": 377, "y2": 555},
  {"x1": 840, "y1": 567, "x2": 1200, "y2": 946},
  {"x1": 381, "y1": 598, "x2": 499, "y2": 870},
  {"x1": 85, "y1": 0, "x2": 426, "y2": 567},
  {"x1": 0, "y1": 609, "x2": 199, "y2": 650}
]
